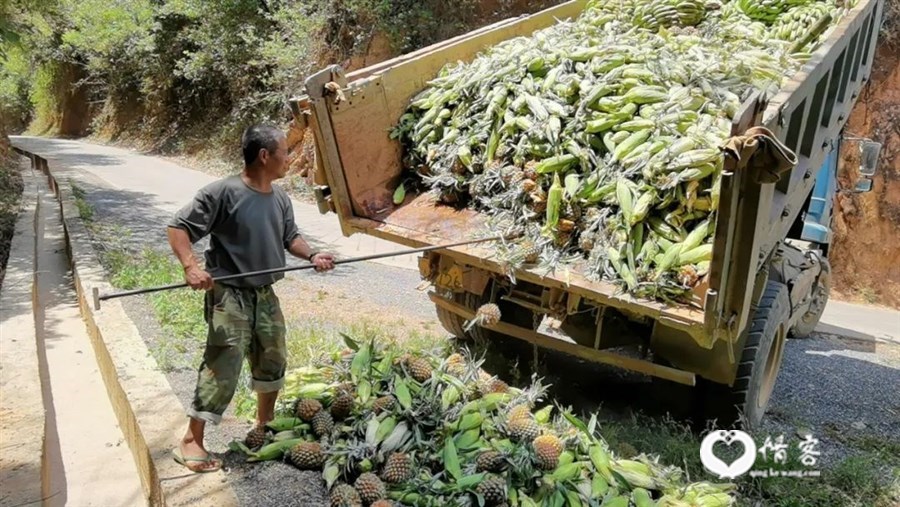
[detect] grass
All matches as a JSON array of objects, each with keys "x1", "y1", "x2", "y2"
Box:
[
  {"x1": 596, "y1": 413, "x2": 900, "y2": 507},
  {"x1": 70, "y1": 182, "x2": 94, "y2": 223}
]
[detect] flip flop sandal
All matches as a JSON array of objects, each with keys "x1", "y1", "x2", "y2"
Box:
[{"x1": 173, "y1": 449, "x2": 223, "y2": 473}]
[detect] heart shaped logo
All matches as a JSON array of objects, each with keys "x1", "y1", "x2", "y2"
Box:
[{"x1": 700, "y1": 430, "x2": 758, "y2": 479}]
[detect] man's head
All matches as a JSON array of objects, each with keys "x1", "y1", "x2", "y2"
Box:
[{"x1": 242, "y1": 124, "x2": 289, "y2": 178}]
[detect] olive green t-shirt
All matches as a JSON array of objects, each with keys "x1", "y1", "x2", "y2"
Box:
[{"x1": 168, "y1": 175, "x2": 302, "y2": 288}]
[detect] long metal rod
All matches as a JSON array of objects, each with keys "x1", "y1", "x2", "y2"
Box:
[{"x1": 92, "y1": 236, "x2": 503, "y2": 309}]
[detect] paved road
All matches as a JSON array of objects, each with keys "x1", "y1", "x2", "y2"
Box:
[{"x1": 10, "y1": 135, "x2": 420, "y2": 271}]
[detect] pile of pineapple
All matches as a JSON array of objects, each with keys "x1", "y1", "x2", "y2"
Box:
[{"x1": 233, "y1": 336, "x2": 736, "y2": 507}]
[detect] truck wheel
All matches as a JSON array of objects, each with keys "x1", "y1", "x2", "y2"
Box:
[
  {"x1": 704, "y1": 280, "x2": 790, "y2": 429},
  {"x1": 435, "y1": 290, "x2": 536, "y2": 382},
  {"x1": 435, "y1": 291, "x2": 491, "y2": 342},
  {"x1": 789, "y1": 258, "x2": 831, "y2": 338}
]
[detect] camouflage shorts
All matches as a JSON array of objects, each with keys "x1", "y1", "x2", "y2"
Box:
[{"x1": 188, "y1": 283, "x2": 287, "y2": 424}]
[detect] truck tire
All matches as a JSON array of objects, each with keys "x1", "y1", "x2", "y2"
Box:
[
  {"x1": 705, "y1": 280, "x2": 790, "y2": 429},
  {"x1": 789, "y1": 258, "x2": 831, "y2": 338}
]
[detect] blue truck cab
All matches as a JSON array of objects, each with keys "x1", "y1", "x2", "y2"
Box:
[{"x1": 800, "y1": 137, "x2": 881, "y2": 249}]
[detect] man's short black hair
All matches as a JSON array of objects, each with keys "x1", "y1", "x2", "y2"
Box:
[{"x1": 241, "y1": 124, "x2": 285, "y2": 166}]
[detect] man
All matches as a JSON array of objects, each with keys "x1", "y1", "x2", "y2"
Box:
[{"x1": 167, "y1": 124, "x2": 335, "y2": 472}]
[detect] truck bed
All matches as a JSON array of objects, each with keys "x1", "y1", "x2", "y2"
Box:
[{"x1": 299, "y1": 0, "x2": 884, "y2": 348}]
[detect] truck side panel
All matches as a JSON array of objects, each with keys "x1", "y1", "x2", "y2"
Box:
[{"x1": 703, "y1": 0, "x2": 883, "y2": 344}]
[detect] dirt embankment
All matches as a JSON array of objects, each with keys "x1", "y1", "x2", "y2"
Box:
[{"x1": 831, "y1": 42, "x2": 900, "y2": 308}]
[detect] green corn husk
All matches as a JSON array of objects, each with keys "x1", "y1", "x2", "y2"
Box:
[{"x1": 395, "y1": 0, "x2": 844, "y2": 303}]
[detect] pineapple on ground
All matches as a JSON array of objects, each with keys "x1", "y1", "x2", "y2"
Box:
[
  {"x1": 354, "y1": 472, "x2": 387, "y2": 504},
  {"x1": 476, "y1": 475, "x2": 508, "y2": 506},
  {"x1": 476, "y1": 451, "x2": 507, "y2": 473},
  {"x1": 533, "y1": 435, "x2": 564, "y2": 470},
  {"x1": 505, "y1": 412, "x2": 540, "y2": 442},
  {"x1": 296, "y1": 398, "x2": 323, "y2": 422},
  {"x1": 372, "y1": 395, "x2": 395, "y2": 414},
  {"x1": 382, "y1": 452, "x2": 414, "y2": 484},
  {"x1": 407, "y1": 356, "x2": 433, "y2": 383},
  {"x1": 312, "y1": 410, "x2": 335, "y2": 438},
  {"x1": 290, "y1": 441, "x2": 325, "y2": 470},
  {"x1": 446, "y1": 353, "x2": 467, "y2": 378},
  {"x1": 331, "y1": 392, "x2": 355, "y2": 420},
  {"x1": 330, "y1": 483, "x2": 363, "y2": 507},
  {"x1": 245, "y1": 425, "x2": 267, "y2": 450}
]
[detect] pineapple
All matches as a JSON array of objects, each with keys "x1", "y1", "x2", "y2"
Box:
[
  {"x1": 486, "y1": 377, "x2": 509, "y2": 394},
  {"x1": 558, "y1": 219, "x2": 576, "y2": 233},
  {"x1": 331, "y1": 393, "x2": 355, "y2": 420},
  {"x1": 446, "y1": 353, "x2": 467, "y2": 377},
  {"x1": 245, "y1": 425, "x2": 267, "y2": 450},
  {"x1": 382, "y1": 452, "x2": 414, "y2": 484},
  {"x1": 372, "y1": 395, "x2": 395, "y2": 414},
  {"x1": 330, "y1": 484, "x2": 363, "y2": 507},
  {"x1": 506, "y1": 415, "x2": 540, "y2": 442},
  {"x1": 475, "y1": 304, "x2": 502, "y2": 327},
  {"x1": 476, "y1": 475, "x2": 507, "y2": 506},
  {"x1": 520, "y1": 241, "x2": 540, "y2": 264},
  {"x1": 520, "y1": 179, "x2": 537, "y2": 193},
  {"x1": 408, "y1": 356, "x2": 433, "y2": 383},
  {"x1": 354, "y1": 472, "x2": 387, "y2": 504},
  {"x1": 290, "y1": 441, "x2": 325, "y2": 470},
  {"x1": 370, "y1": 501, "x2": 393, "y2": 507},
  {"x1": 578, "y1": 232, "x2": 597, "y2": 252},
  {"x1": 476, "y1": 451, "x2": 506, "y2": 473},
  {"x1": 523, "y1": 162, "x2": 538, "y2": 181},
  {"x1": 312, "y1": 410, "x2": 335, "y2": 438},
  {"x1": 508, "y1": 404, "x2": 532, "y2": 422},
  {"x1": 296, "y1": 398, "x2": 323, "y2": 422},
  {"x1": 500, "y1": 165, "x2": 523, "y2": 186},
  {"x1": 533, "y1": 435, "x2": 563, "y2": 470}
]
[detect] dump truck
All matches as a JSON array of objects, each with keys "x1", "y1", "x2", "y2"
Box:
[{"x1": 289, "y1": 0, "x2": 885, "y2": 427}]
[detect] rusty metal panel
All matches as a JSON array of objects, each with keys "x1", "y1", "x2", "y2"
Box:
[
  {"x1": 327, "y1": 77, "x2": 402, "y2": 218},
  {"x1": 312, "y1": 0, "x2": 588, "y2": 221}
]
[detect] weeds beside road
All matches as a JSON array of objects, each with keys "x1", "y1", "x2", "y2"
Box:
[{"x1": 0, "y1": 152, "x2": 24, "y2": 288}]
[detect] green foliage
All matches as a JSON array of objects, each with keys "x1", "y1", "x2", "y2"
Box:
[
  {"x1": 1, "y1": 0, "x2": 559, "y2": 152},
  {"x1": 0, "y1": 44, "x2": 31, "y2": 131}
]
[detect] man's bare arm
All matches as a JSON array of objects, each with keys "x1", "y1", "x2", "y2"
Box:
[
  {"x1": 288, "y1": 236, "x2": 335, "y2": 272},
  {"x1": 287, "y1": 235, "x2": 316, "y2": 261},
  {"x1": 168, "y1": 226, "x2": 198, "y2": 269},
  {"x1": 168, "y1": 226, "x2": 213, "y2": 289}
]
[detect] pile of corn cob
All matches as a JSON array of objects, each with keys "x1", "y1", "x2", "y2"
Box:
[
  {"x1": 393, "y1": 0, "x2": 853, "y2": 302},
  {"x1": 234, "y1": 337, "x2": 738, "y2": 506}
]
